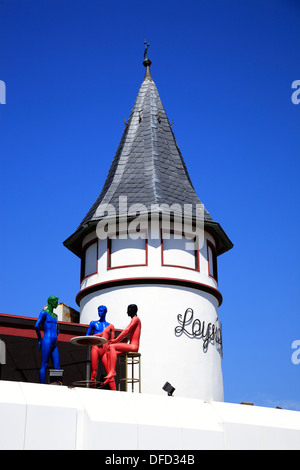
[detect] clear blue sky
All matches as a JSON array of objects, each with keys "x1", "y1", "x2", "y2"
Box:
[{"x1": 0, "y1": 0, "x2": 299, "y2": 410}]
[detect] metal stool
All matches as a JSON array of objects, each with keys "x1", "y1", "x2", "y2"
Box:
[{"x1": 118, "y1": 352, "x2": 141, "y2": 393}]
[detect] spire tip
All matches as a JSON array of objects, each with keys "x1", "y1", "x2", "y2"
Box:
[{"x1": 143, "y1": 40, "x2": 152, "y2": 80}]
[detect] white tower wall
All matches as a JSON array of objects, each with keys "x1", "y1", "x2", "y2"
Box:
[{"x1": 78, "y1": 222, "x2": 224, "y2": 401}]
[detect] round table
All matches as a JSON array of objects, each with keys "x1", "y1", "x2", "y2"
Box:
[
  {"x1": 70, "y1": 335, "x2": 107, "y2": 347},
  {"x1": 70, "y1": 335, "x2": 107, "y2": 387}
]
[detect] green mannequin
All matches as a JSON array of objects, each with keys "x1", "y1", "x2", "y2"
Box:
[{"x1": 35, "y1": 296, "x2": 60, "y2": 384}]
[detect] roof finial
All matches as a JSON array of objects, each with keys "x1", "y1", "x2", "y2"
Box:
[
  {"x1": 143, "y1": 40, "x2": 152, "y2": 81},
  {"x1": 144, "y1": 40, "x2": 150, "y2": 60}
]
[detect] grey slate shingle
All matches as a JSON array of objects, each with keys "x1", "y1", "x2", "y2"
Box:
[{"x1": 63, "y1": 63, "x2": 233, "y2": 257}]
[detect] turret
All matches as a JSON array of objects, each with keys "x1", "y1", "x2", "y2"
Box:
[{"x1": 63, "y1": 49, "x2": 233, "y2": 400}]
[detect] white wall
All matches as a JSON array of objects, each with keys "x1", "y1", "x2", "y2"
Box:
[
  {"x1": 78, "y1": 223, "x2": 223, "y2": 401},
  {"x1": 1, "y1": 381, "x2": 299, "y2": 450},
  {"x1": 80, "y1": 284, "x2": 223, "y2": 402}
]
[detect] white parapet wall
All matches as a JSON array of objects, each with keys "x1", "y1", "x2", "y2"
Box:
[{"x1": 0, "y1": 380, "x2": 299, "y2": 450}]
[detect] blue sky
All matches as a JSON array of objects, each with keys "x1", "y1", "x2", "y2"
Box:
[{"x1": 0, "y1": 0, "x2": 299, "y2": 410}]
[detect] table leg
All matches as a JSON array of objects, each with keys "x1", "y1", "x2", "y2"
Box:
[{"x1": 86, "y1": 346, "x2": 91, "y2": 387}]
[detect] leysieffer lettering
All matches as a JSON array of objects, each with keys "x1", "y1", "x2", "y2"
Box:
[{"x1": 175, "y1": 308, "x2": 223, "y2": 355}]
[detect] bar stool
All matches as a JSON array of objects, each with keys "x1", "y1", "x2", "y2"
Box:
[{"x1": 118, "y1": 352, "x2": 141, "y2": 393}]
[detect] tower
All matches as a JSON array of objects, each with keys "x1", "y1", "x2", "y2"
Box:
[{"x1": 63, "y1": 53, "x2": 233, "y2": 401}]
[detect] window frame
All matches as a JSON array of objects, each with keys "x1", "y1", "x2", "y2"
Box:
[
  {"x1": 207, "y1": 240, "x2": 218, "y2": 284},
  {"x1": 81, "y1": 238, "x2": 98, "y2": 282},
  {"x1": 161, "y1": 229, "x2": 200, "y2": 272},
  {"x1": 107, "y1": 229, "x2": 148, "y2": 270}
]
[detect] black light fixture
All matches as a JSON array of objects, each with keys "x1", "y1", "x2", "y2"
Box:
[
  {"x1": 162, "y1": 381, "x2": 175, "y2": 396},
  {"x1": 48, "y1": 369, "x2": 64, "y2": 385}
]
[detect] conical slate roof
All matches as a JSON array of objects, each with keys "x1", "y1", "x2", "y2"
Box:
[
  {"x1": 80, "y1": 62, "x2": 210, "y2": 224},
  {"x1": 64, "y1": 59, "x2": 233, "y2": 257}
]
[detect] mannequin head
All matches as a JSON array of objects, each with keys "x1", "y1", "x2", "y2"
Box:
[
  {"x1": 47, "y1": 296, "x2": 59, "y2": 310},
  {"x1": 98, "y1": 305, "x2": 108, "y2": 322},
  {"x1": 127, "y1": 304, "x2": 138, "y2": 318}
]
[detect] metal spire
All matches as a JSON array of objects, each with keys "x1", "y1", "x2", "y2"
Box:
[{"x1": 143, "y1": 40, "x2": 152, "y2": 81}]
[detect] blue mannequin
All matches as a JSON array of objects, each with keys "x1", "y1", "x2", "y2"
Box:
[
  {"x1": 86, "y1": 305, "x2": 115, "y2": 383},
  {"x1": 86, "y1": 305, "x2": 110, "y2": 336},
  {"x1": 35, "y1": 296, "x2": 60, "y2": 384}
]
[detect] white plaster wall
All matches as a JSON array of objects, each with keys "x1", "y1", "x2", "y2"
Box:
[
  {"x1": 0, "y1": 380, "x2": 84, "y2": 450},
  {"x1": 79, "y1": 224, "x2": 223, "y2": 401},
  {"x1": 80, "y1": 284, "x2": 223, "y2": 402},
  {"x1": 0, "y1": 381, "x2": 299, "y2": 450}
]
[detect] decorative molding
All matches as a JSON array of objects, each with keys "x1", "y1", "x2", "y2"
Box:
[{"x1": 76, "y1": 277, "x2": 223, "y2": 306}]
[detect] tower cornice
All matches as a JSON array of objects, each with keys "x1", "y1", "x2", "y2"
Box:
[{"x1": 75, "y1": 276, "x2": 223, "y2": 307}]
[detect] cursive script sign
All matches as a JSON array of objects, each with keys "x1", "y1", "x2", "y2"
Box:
[{"x1": 175, "y1": 308, "x2": 223, "y2": 355}]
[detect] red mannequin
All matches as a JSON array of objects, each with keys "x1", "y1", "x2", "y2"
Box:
[
  {"x1": 91, "y1": 324, "x2": 115, "y2": 383},
  {"x1": 104, "y1": 304, "x2": 141, "y2": 390}
]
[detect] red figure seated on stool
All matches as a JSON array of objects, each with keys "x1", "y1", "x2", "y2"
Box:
[
  {"x1": 86, "y1": 305, "x2": 115, "y2": 386},
  {"x1": 103, "y1": 304, "x2": 141, "y2": 390}
]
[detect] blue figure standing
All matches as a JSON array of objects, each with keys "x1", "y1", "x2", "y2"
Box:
[{"x1": 35, "y1": 296, "x2": 60, "y2": 384}]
